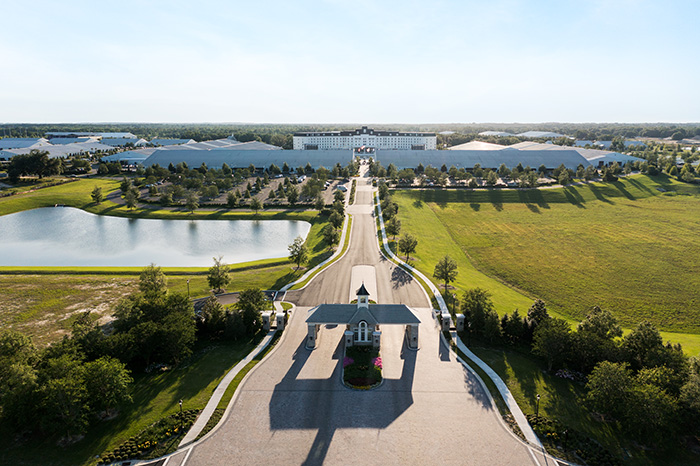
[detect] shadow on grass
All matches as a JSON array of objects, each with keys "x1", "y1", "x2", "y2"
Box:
[
  {"x1": 517, "y1": 189, "x2": 550, "y2": 209},
  {"x1": 563, "y1": 187, "x2": 586, "y2": 208},
  {"x1": 612, "y1": 181, "x2": 636, "y2": 200},
  {"x1": 271, "y1": 269, "x2": 304, "y2": 290},
  {"x1": 489, "y1": 190, "x2": 504, "y2": 211},
  {"x1": 626, "y1": 177, "x2": 654, "y2": 195},
  {"x1": 587, "y1": 184, "x2": 614, "y2": 204},
  {"x1": 470, "y1": 202, "x2": 481, "y2": 211}
]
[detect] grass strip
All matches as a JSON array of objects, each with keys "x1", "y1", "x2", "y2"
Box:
[{"x1": 195, "y1": 330, "x2": 284, "y2": 440}]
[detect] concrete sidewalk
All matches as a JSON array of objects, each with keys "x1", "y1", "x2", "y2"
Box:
[{"x1": 179, "y1": 329, "x2": 278, "y2": 447}]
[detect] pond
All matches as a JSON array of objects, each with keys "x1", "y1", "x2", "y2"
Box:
[{"x1": 0, "y1": 207, "x2": 311, "y2": 267}]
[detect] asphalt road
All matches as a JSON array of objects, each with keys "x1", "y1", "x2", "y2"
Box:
[{"x1": 182, "y1": 173, "x2": 540, "y2": 466}]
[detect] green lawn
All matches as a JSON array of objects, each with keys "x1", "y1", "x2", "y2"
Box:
[
  {"x1": 0, "y1": 337, "x2": 261, "y2": 466},
  {"x1": 0, "y1": 178, "x2": 122, "y2": 216},
  {"x1": 392, "y1": 175, "x2": 700, "y2": 356}
]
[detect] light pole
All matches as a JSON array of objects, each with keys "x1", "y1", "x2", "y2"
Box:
[
  {"x1": 187, "y1": 279, "x2": 190, "y2": 298},
  {"x1": 452, "y1": 293, "x2": 457, "y2": 316},
  {"x1": 179, "y1": 399, "x2": 183, "y2": 415},
  {"x1": 535, "y1": 394, "x2": 541, "y2": 421}
]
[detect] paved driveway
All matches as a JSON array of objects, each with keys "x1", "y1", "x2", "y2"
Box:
[{"x1": 184, "y1": 174, "x2": 537, "y2": 465}]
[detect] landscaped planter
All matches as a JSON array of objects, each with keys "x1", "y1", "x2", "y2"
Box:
[{"x1": 343, "y1": 346, "x2": 382, "y2": 390}]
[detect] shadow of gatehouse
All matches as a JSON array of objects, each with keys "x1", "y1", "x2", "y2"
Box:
[{"x1": 268, "y1": 338, "x2": 416, "y2": 466}]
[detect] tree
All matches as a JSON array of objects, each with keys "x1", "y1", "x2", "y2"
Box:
[
  {"x1": 208, "y1": 256, "x2": 231, "y2": 293},
  {"x1": 314, "y1": 194, "x2": 325, "y2": 211},
  {"x1": 527, "y1": 299, "x2": 550, "y2": 329},
  {"x1": 185, "y1": 192, "x2": 199, "y2": 213},
  {"x1": 585, "y1": 361, "x2": 633, "y2": 421},
  {"x1": 198, "y1": 296, "x2": 226, "y2": 337},
  {"x1": 332, "y1": 199, "x2": 345, "y2": 216},
  {"x1": 572, "y1": 306, "x2": 622, "y2": 372},
  {"x1": 386, "y1": 216, "x2": 401, "y2": 240},
  {"x1": 159, "y1": 191, "x2": 172, "y2": 206},
  {"x1": 236, "y1": 288, "x2": 265, "y2": 336},
  {"x1": 322, "y1": 224, "x2": 340, "y2": 251},
  {"x1": 329, "y1": 210, "x2": 344, "y2": 229},
  {"x1": 558, "y1": 169, "x2": 570, "y2": 185},
  {"x1": 227, "y1": 191, "x2": 238, "y2": 208},
  {"x1": 485, "y1": 170, "x2": 498, "y2": 186},
  {"x1": 250, "y1": 197, "x2": 263, "y2": 214},
  {"x1": 398, "y1": 233, "x2": 418, "y2": 262},
  {"x1": 288, "y1": 236, "x2": 308, "y2": 270},
  {"x1": 83, "y1": 356, "x2": 132, "y2": 417},
  {"x1": 286, "y1": 185, "x2": 299, "y2": 205},
  {"x1": 461, "y1": 288, "x2": 495, "y2": 336},
  {"x1": 91, "y1": 186, "x2": 103, "y2": 204},
  {"x1": 533, "y1": 318, "x2": 572, "y2": 371},
  {"x1": 120, "y1": 177, "x2": 131, "y2": 194},
  {"x1": 37, "y1": 354, "x2": 90, "y2": 436},
  {"x1": 139, "y1": 263, "x2": 167, "y2": 300},
  {"x1": 502, "y1": 310, "x2": 527, "y2": 345},
  {"x1": 125, "y1": 189, "x2": 138, "y2": 210},
  {"x1": 433, "y1": 255, "x2": 458, "y2": 299}
]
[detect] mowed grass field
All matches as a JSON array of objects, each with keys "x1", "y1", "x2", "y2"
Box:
[{"x1": 393, "y1": 175, "x2": 700, "y2": 355}]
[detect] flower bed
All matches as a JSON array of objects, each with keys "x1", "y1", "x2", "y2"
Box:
[
  {"x1": 97, "y1": 409, "x2": 199, "y2": 464},
  {"x1": 343, "y1": 346, "x2": 382, "y2": 389}
]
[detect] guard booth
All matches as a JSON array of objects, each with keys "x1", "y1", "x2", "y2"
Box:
[{"x1": 305, "y1": 284, "x2": 421, "y2": 350}]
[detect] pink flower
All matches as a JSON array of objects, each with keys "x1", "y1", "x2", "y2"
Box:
[
  {"x1": 343, "y1": 356, "x2": 354, "y2": 367},
  {"x1": 372, "y1": 357, "x2": 383, "y2": 369}
]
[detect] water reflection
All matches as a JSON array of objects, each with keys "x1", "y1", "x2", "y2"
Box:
[{"x1": 0, "y1": 207, "x2": 311, "y2": 267}]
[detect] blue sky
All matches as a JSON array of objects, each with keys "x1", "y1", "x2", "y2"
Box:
[{"x1": 1, "y1": 0, "x2": 698, "y2": 123}]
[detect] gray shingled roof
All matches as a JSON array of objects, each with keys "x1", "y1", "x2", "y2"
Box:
[{"x1": 306, "y1": 304, "x2": 420, "y2": 325}]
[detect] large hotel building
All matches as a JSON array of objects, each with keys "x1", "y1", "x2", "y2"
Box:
[{"x1": 293, "y1": 126, "x2": 437, "y2": 151}]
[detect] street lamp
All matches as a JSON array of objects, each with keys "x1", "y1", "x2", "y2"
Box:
[
  {"x1": 535, "y1": 394, "x2": 541, "y2": 421},
  {"x1": 467, "y1": 321, "x2": 471, "y2": 346},
  {"x1": 179, "y1": 399, "x2": 183, "y2": 415},
  {"x1": 187, "y1": 279, "x2": 190, "y2": 298},
  {"x1": 452, "y1": 293, "x2": 457, "y2": 315}
]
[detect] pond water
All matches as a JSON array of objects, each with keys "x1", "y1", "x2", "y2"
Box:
[{"x1": 0, "y1": 207, "x2": 311, "y2": 267}]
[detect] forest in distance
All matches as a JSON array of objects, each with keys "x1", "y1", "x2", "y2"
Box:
[{"x1": 1, "y1": 122, "x2": 699, "y2": 147}]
